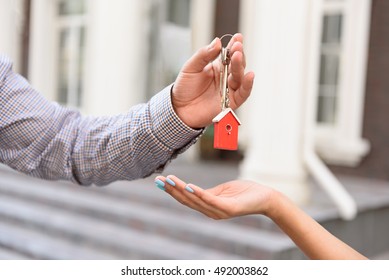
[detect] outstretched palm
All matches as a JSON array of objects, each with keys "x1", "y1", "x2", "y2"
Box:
[
  {"x1": 202, "y1": 180, "x2": 273, "y2": 218},
  {"x1": 155, "y1": 174, "x2": 274, "y2": 220}
]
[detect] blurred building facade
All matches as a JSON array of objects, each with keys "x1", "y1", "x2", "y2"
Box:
[{"x1": 1, "y1": 0, "x2": 388, "y2": 206}]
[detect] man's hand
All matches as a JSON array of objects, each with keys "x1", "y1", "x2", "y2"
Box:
[{"x1": 172, "y1": 33, "x2": 255, "y2": 129}]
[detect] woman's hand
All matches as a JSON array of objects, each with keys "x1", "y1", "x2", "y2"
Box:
[{"x1": 154, "y1": 175, "x2": 275, "y2": 220}]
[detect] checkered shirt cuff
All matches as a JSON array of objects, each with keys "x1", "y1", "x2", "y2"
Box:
[{"x1": 149, "y1": 85, "x2": 203, "y2": 152}]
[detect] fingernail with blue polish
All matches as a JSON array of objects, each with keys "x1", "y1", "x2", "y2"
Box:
[
  {"x1": 185, "y1": 184, "x2": 194, "y2": 193},
  {"x1": 166, "y1": 177, "x2": 176, "y2": 187},
  {"x1": 155, "y1": 179, "x2": 166, "y2": 191}
]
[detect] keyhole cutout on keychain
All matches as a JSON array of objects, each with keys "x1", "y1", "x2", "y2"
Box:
[
  {"x1": 226, "y1": 124, "x2": 232, "y2": 134},
  {"x1": 212, "y1": 34, "x2": 241, "y2": 151}
]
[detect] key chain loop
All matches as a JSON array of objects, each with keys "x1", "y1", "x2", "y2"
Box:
[{"x1": 220, "y1": 34, "x2": 234, "y2": 48}]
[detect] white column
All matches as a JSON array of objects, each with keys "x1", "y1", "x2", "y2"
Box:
[
  {"x1": 182, "y1": 0, "x2": 216, "y2": 162},
  {"x1": 84, "y1": 0, "x2": 149, "y2": 115},
  {"x1": 237, "y1": 0, "x2": 256, "y2": 150},
  {"x1": 0, "y1": 0, "x2": 14, "y2": 56},
  {"x1": 0, "y1": 0, "x2": 24, "y2": 71},
  {"x1": 190, "y1": 0, "x2": 216, "y2": 51},
  {"x1": 239, "y1": 0, "x2": 311, "y2": 204},
  {"x1": 28, "y1": 0, "x2": 56, "y2": 101}
]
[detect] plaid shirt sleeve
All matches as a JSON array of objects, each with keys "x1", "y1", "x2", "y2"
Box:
[{"x1": 0, "y1": 55, "x2": 203, "y2": 186}]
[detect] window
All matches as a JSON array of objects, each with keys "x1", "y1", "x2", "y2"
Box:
[
  {"x1": 314, "y1": 0, "x2": 371, "y2": 166},
  {"x1": 317, "y1": 14, "x2": 342, "y2": 124},
  {"x1": 146, "y1": 0, "x2": 191, "y2": 99},
  {"x1": 56, "y1": 0, "x2": 87, "y2": 108},
  {"x1": 167, "y1": 0, "x2": 191, "y2": 27}
]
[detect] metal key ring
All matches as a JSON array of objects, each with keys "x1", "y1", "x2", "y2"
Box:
[{"x1": 220, "y1": 34, "x2": 234, "y2": 48}]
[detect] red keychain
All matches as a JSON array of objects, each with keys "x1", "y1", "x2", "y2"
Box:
[{"x1": 212, "y1": 36, "x2": 241, "y2": 150}]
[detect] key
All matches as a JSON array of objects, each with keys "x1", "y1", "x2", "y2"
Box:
[
  {"x1": 212, "y1": 35, "x2": 242, "y2": 151},
  {"x1": 220, "y1": 47, "x2": 230, "y2": 110}
]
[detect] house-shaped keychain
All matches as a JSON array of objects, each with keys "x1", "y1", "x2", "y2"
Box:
[{"x1": 212, "y1": 108, "x2": 241, "y2": 150}]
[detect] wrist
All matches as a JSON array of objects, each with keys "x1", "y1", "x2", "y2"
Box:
[
  {"x1": 149, "y1": 85, "x2": 202, "y2": 149},
  {"x1": 171, "y1": 85, "x2": 198, "y2": 129},
  {"x1": 264, "y1": 189, "x2": 288, "y2": 221}
]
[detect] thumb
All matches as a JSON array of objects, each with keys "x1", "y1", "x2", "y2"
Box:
[{"x1": 181, "y1": 37, "x2": 221, "y2": 73}]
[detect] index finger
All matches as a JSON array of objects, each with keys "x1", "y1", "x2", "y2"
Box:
[
  {"x1": 225, "y1": 33, "x2": 243, "y2": 49},
  {"x1": 163, "y1": 175, "x2": 227, "y2": 219}
]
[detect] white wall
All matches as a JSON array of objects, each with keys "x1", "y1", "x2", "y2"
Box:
[
  {"x1": 28, "y1": 0, "x2": 56, "y2": 101},
  {"x1": 83, "y1": 0, "x2": 150, "y2": 115},
  {"x1": 0, "y1": 0, "x2": 24, "y2": 72}
]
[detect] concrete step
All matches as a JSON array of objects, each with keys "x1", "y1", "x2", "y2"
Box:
[
  {"x1": 373, "y1": 251, "x2": 389, "y2": 260},
  {"x1": 0, "y1": 163, "x2": 280, "y2": 232},
  {"x1": 0, "y1": 246, "x2": 30, "y2": 260},
  {"x1": 0, "y1": 171, "x2": 297, "y2": 259},
  {"x1": 300, "y1": 176, "x2": 389, "y2": 259},
  {"x1": 0, "y1": 194, "x2": 246, "y2": 259},
  {"x1": 0, "y1": 221, "x2": 117, "y2": 259}
]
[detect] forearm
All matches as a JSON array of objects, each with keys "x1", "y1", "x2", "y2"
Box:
[
  {"x1": 69, "y1": 88, "x2": 202, "y2": 185},
  {"x1": 267, "y1": 191, "x2": 367, "y2": 260},
  {"x1": 0, "y1": 55, "x2": 202, "y2": 185}
]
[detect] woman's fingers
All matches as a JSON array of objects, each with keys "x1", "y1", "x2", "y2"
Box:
[
  {"x1": 167, "y1": 175, "x2": 229, "y2": 219},
  {"x1": 155, "y1": 175, "x2": 197, "y2": 209},
  {"x1": 154, "y1": 175, "x2": 227, "y2": 219}
]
